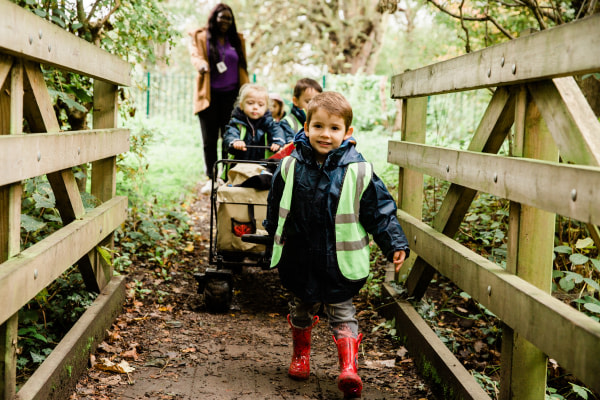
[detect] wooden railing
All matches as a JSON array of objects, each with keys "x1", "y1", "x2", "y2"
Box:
[
  {"x1": 0, "y1": 2, "x2": 130, "y2": 399},
  {"x1": 385, "y1": 14, "x2": 600, "y2": 399}
]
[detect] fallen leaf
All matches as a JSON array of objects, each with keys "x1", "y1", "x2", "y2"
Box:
[
  {"x1": 121, "y1": 348, "x2": 139, "y2": 360},
  {"x1": 96, "y1": 358, "x2": 135, "y2": 374},
  {"x1": 181, "y1": 347, "x2": 196, "y2": 353}
]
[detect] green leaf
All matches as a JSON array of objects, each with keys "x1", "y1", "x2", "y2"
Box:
[
  {"x1": 570, "y1": 383, "x2": 589, "y2": 399},
  {"x1": 553, "y1": 245, "x2": 572, "y2": 254},
  {"x1": 559, "y1": 277, "x2": 575, "y2": 292},
  {"x1": 569, "y1": 253, "x2": 589, "y2": 265},
  {"x1": 564, "y1": 271, "x2": 584, "y2": 284},
  {"x1": 33, "y1": 8, "x2": 47, "y2": 17},
  {"x1": 21, "y1": 214, "x2": 47, "y2": 232},
  {"x1": 50, "y1": 15, "x2": 66, "y2": 28},
  {"x1": 583, "y1": 302, "x2": 600, "y2": 315},
  {"x1": 583, "y1": 278, "x2": 600, "y2": 293},
  {"x1": 575, "y1": 237, "x2": 594, "y2": 249},
  {"x1": 32, "y1": 193, "x2": 55, "y2": 209},
  {"x1": 30, "y1": 351, "x2": 46, "y2": 364},
  {"x1": 96, "y1": 246, "x2": 113, "y2": 266},
  {"x1": 590, "y1": 258, "x2": 600, "y2": 273}
]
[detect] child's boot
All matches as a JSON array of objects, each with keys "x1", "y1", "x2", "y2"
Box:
[
  {"x1": 287, "y1": 314, "x2": 319, "y2": 380},
  {"x1": 334, "y1": 333, "x2": 363, "y2": 398}
]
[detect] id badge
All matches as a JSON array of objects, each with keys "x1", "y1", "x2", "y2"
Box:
[{"x1": 216, "y1": 61, "x2": 228, "y2": 73}]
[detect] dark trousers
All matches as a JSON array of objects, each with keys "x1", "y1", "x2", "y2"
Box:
[{"x1": 197, "y1": 89, "x2": 238, "y2": 179}]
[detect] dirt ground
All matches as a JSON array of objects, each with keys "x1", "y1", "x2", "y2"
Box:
[{"x1": 70, "y1": 187, "x2": 438, "y2": 400}]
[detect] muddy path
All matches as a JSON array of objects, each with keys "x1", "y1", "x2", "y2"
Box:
[{"x1": 70, "y1": 189, "x2": 437, "y2": 400}]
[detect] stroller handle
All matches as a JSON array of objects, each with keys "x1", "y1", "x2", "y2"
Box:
[{"x1": 241, "y1": 233, "x2": 274, "y2": 245}]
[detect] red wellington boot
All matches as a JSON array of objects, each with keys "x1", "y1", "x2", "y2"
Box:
[
  {"x1": 334, "y1": 333, "x2": 363, "y2": 398},
  {"x1": 287, "y1": 314, "x2": 319, "y2": 380}
]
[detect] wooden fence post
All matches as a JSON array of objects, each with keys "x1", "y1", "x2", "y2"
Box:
[
  {"x1": 91, "y1": 80, "x2": 119, "y2": 289},
  {"x1": 396, "y1": 97, "x2": 427, "y2": 281},
  {"x1": 0, "y1": 58, "x2": 23, "y2": 400},
  {"x1": 500, "y1": 85, "x2": 558, "y2": 399}
]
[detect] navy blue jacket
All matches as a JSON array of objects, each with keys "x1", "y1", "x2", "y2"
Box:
[
  {"x1": 279, "y1": 105, "x2": 305, "y2": 143},
  {"x1": 224, "y1": 108, "x2": 285, "y2": 161},
  {"x1": 264, "y1": 131, "x2": 410, "y2": 303}
]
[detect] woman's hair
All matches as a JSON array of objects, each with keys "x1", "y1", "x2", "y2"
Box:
[
  {"x1": 236, "y1": 84, "x2": 269, "y2": 108},
  {"x1": 206, "y1": 3, "x2": 247, "y2": 70},
  {"x1": 306, "y1": 91, "x2": 353, "y2": 131}
]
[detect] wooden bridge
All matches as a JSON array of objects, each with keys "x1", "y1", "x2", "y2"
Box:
[{"x1": 1, "y1": 3, "x2": 599, "y2": 399}]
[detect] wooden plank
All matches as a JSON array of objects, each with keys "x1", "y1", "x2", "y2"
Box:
[
  {"x1": 90, "y1": 80, "x2": 121, "y2": 289},
  {"x1": 23, "y1": 61, "x2": 60, "y2": 133},
  {"x1": 15, "y1": 275, "x2": 126, "y2": 400},
  {"x1": 500, "y1": 88, "x2": 557, "y2": 400},
  {"x1": 395, "y1": 209, "x2": 600, "y2": 393},
  {"x1": 9, "y1": 61, "x2": 23, "y2": 134},
  {"x1": 0, "y1": 55, "x2": 11, "y2": 88},
  {"x1": 0, "y1": 315, "x2": 17, "y2": 400},
  {"x1": 0, "y1": 2, "x2": 130, "y2": 86},
  {"x1": 405, "y1": 88, "x2": 515, "y2": 299},
  {"x1": 394, "y1": 97, "x2": 426, "y2": 281},
  {"x1": 390, "y1": 14, "x2": 600, "y2": 99},
  {"x1": 0, "y1": 55, "x2": 22, "y2": 400},
  {"x1": 45, "y1": 169, "x2": 103, "y2": 292},
  {"x1": 0, "y1": 196, "x2": 127, "y2": 326},
  {"x1": 528, "y1": 78, "x2": 600, "y2": 166},
  {"x1": 0, "y1": 129, "x2": 129, "y2": 186},
  {"x1": 91, "y1": 81, "x2": 119, "y2": 202},
  {"x1": 380, "y1": 285, "x2": 491, "y2": 400},
  {"x1": 397, "y1": 97, "x2": 427, "y2": 216},
  {"x1": 46, "y1": 169, "x2": 85, "y2": 222},
  {"x1": 388, "y1": 142, "x2": 600, "y2": 225}
]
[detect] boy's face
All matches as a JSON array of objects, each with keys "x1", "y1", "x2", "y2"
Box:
[
  {"x1": 241, "y1": 91, "x2": 268, "y2": 120},
  {"x1": 304, "y1": 108, "x2": 353, "y2": 162},
  {"x1": 293, "y1": 88, "x2": 320, "y2": 111}
]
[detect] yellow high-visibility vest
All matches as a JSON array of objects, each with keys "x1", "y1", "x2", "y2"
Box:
[{"x1": 270, "y1": 156, "x2": 373, "y2": 280}]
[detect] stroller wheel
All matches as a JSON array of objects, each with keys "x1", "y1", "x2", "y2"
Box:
[{"x1": 204, "y1": 278, "x2": 232, "y2": 312}]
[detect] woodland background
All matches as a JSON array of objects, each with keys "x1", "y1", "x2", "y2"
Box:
[{"x1": 9, "y1": 0, "x2": 600, "y2": 399}]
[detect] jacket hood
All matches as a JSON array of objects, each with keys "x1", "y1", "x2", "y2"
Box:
[
  {"x1": 230, "y1": 107, "x2": 273, "y2": 127},
  {"x1": 293, "y1": 130, "x2": 363, "y2": 167}
]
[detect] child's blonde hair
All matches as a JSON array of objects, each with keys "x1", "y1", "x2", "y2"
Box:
[
  {"x1": 306, "y1": 91, "x2": 353, "y2": 131},
  {"x1": 236, "y1": 83, "x2": 269, "y2": 107}
]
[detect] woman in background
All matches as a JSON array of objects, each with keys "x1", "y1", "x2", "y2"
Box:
[{"x1": 189, "y1": 3, "x2": 249, "y2": 193}]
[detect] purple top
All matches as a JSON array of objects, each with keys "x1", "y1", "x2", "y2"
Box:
[{"x1": 208, "y1": 38, "x2": 240, "y2": 92}]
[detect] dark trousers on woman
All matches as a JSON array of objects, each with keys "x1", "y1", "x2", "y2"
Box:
[{"x1": 197, "y1": 89, "x2": 238, "y2": 179}]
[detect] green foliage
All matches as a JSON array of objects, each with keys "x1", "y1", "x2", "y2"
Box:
[{"x1": 18, "y1": 269, "x2": 96, "y2": 377}]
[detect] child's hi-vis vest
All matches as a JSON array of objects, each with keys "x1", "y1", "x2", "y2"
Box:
[
  {"x1": 283, "y1": 113, "x2": 302, "y2": 133},
  {"x1": 270, "y1": 156, "x2": 373, "y2": 280},
  {"x1": 229, "y1": 124, "x2": 274, "y2": 159}
]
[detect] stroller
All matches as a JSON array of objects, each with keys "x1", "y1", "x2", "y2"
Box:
[{"x1": 195, "y1": 148, "x2": 280, "y2": 312}]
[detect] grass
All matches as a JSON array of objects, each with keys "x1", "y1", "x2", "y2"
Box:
[{"x1": 118, "y1": 116, "x2": 203, "y2": 206}]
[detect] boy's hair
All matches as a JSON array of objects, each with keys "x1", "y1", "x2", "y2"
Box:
[
  {"x1": 237, "y1": 83, "x2": 269, "y2": 107},
  {"x1": 293, "y1": 78, "x2": 323, "y2": 99},
  {"x1": 306, "y1": 91, "x2": 353, "y2": 131}
]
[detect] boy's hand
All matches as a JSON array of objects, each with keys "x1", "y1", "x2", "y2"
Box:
[
  {"x1": 393, "y1": 250, "x2": 406, "y2": 273},
  {"x1": 232, "y1": 140, "x2": 247, "y2": 151},
  {"x1": 270, "y1": 143, "x2": 281, "y2": 152}
]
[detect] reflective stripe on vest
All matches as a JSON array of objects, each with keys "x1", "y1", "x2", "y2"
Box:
[
  {"x1": 284, "y1": 113, "x2": 301, "y2": 133},
  {"x1": 270, "y1": 157, "x2": 373, "y2": 281},
  {"x1": 270, "y1": 156, "x2": 296, "y2": 267},
  {"x1": 229, "y1": 124, "x2": 274, "y2": 159}
]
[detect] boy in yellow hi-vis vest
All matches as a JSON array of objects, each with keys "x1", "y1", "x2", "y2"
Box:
[{"x1": 264, "y1": 91, "x2": 409, "y2": 399}]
